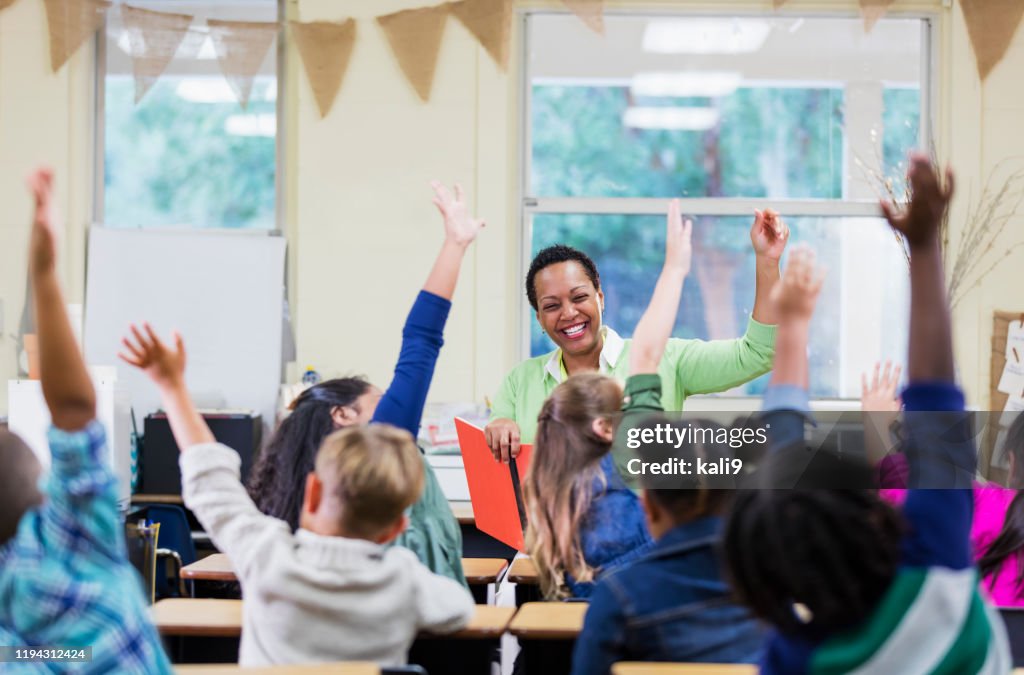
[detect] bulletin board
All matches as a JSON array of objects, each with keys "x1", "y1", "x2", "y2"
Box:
[{"x1": 983, "y1": 310, "x2": 1024, "y2": 479}]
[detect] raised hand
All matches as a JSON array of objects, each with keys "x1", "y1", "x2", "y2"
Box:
[
  {"x1": 664, "y1": 199, "x2": 693, "y2": 276},
  {"x1": 26, "y1": 167, "x2": 59, "y2": 276},
  {"x1": 751, "y1": 208, "x2": 790, "y2": 261},
  {"x1": 119, "y1": 323, "x2": 187, "y2": 391},
  {"x1": 880, "y1": 153, "x2": 954, "y2": 248},
  {"x1": 431, "y1": 181, "x2": 486, "y2": 248},
  {"x1": 769, "y1": 245, "x2": 825, "y2": 324},
  {"x1": 861, "y1": 360, "x2": 903, "y2": 412}
]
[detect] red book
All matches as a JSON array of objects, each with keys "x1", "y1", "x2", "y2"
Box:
[{"x1": 455, "y1": 418, "x2": 532, "y2": 551}]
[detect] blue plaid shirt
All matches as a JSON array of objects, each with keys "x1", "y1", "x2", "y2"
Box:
[{"x1": 0, "y1": 421, "x2": 171, "y2": 674}]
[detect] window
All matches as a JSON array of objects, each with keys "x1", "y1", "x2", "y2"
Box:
[
  {"x1": 99, "y1": 1, "x2": 279, "y2": 229},
  {"x1": 524, "y1": 13, "x2": 928, "y2": 398}
]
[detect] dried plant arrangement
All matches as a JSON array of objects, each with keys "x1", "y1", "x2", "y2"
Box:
[{"x1": 861, "y1": 152, "x2": 1024, "y2": 310}]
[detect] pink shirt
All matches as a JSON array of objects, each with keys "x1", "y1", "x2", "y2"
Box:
[{"x1": 878, "y1": 454, "x2": 1024, "y2": 606}]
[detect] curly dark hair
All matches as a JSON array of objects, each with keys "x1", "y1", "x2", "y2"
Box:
[
  {"x1": 525, "y1": 245, "x2": 601, "y2": 311},
  {"x1": 723, "y1": 444, "x2": 904, "y2": 638},
  {"x1": 247, "y1": 377, "x2": 372, "y2": 530}
]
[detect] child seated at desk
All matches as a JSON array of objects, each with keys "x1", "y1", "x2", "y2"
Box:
[
  {"x1": 121, "y1": 327, "x2": 474, "y2": 666},
  {"x1": 722, "y1": 156, "x2": 1010, "y2": 674},
  {"x1": 0, "y1": 168, "x2": 171, "y2": 673},
  {"x1": 571, "y1": 414, "x2": 764, "y2": 674}
]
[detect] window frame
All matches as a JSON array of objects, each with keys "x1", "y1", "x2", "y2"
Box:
[
  {"x1": 92, "y1": 0, "x2": 286, "y2": 235},
  {"x1": 517, "y1": 7, "x2": 938, "y2": 400}
]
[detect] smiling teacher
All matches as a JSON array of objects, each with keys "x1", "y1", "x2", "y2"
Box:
[{"x1": 484, "y1": 206, "x2": 790, "y2": 462}]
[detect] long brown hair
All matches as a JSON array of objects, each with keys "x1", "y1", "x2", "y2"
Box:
[{"x1": 523, "y1": 372, "x2": 623, "y2": 599}]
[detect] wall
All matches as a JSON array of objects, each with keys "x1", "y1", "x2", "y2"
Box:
[
  {"x1": 0, "y1": 0, "x2": 94, "y2": 413},
  {"x1": 0, "y1": 0, "x2": 1021, "y2": 415}
]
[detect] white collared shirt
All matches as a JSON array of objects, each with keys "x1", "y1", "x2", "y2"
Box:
[{"x1": 542, "y1": 325, "x2": 626, "y2": 384}]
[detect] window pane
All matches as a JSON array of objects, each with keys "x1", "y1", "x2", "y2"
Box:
[
  {"x1": 103, "y1": 3, "x2": 277, "y2": 229},
  {"x1": 529, "y1": 214, "x2": 909, "y2": 398},
  {"x1": 529, "y1": 15, "x2": 923, "y2": 199}
]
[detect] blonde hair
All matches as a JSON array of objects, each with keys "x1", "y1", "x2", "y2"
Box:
[
  {"x1": 315, "y1": 424, "x2": 425, "y2": 539},
  {"x1": 523, "y1": 373, "x2": 623, "y2": 599}
]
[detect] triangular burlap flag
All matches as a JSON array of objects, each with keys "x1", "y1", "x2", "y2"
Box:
[
  {"x1": 859, "y1": 0, "x2": 894, "y2": 33},
  {"x1": 120, "y1": 5, "x2": 194, "y2": 103},
  {"x1": 0, "y1": 0, "x2": 20, "y2": 13},
  {"x1": 772, "y1": 0, "x2": 789, "y2": 8},
  {"x1": 290, "y1": 19, "x2": 357, "y2": 118},
  {"x1": 563, "y1": 0, "x2": 604, "y2": 35},
  {"x1": 42, "y1": 0, "x2": 112, "y2": 72},
  {"x1": 449, "y1": 0, "x2": 514, "y2": 71},
  {"x1": 960, "y1": 0, "x2": 1024, "y2": 81},
  {"x1": 207, "y1": 19, "x2": 278, "y2": 110},
  {"x1": 377, "y1": 5, "x2": 449, "y2": 102}
]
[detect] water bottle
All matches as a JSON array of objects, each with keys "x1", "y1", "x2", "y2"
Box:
[{"x1": 302, "y1": 366, "x2": 322, "y2": 386}]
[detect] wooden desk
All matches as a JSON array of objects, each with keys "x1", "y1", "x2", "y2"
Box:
[
  {"x1": 509, "y1": 601, "x2": 587, "y2": 640},
  {"x1": 153, "y1": 598, "x2": 242, "y2": 637},
  {"x1": 185, "y1": 554, "x2": 508, "y2": 588},
  {"x1": 510, "y1": 602, "x2": 588, "y2": 675},
  {"x1": 133, "y1": 493, "x2": 185, "y2": 505},
  {"x1": 183, "y1": 554, "x2": 236, "y2": 582},
  {"x1": 612, "y1": 665, "x2": 757, "y2": 675},
  {"x1": 450, "y1": 501, "x2": 475, "y2": 525},
  {"x1": 462, "y1": 557, "x2": 508, "y2": 604},
  {"x1": 154, "y1": 599, "x2": 511, "y2": 640},
  {"x1": 508, "y1": 556, "x2": 538, "y2": 584},
  {"x1": 508, "y1": 556, "x2": 542, "y2": 606},
  {"x1": 177, "y1": 665, "x2": 379, "y2": 674}
]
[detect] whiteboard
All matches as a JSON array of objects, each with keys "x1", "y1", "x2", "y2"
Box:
[{"x1": 84, "y1": 227, "x2": 286, "y2": 436}]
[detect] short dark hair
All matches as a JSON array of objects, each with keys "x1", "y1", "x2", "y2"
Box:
[
  {"x1": 636, "y1": 416, "x2": 735, "y2": 523},
  {"x1": 526, "y1": 245, "x2": 601, "y2": 311},
  {"x1": 0, "y1": 430, "x2": 44, "y2": 547},
  {"x1": 723, "y1": 446, "x2": 904, "y2": 637}
]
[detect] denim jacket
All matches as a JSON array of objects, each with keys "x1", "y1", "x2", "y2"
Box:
[
  {"x1": 571, "y1": 517, "x2": 765, "y2": 675},
  {"x1": 567, "y1": 454, "x2": 654, "y2": 598}
]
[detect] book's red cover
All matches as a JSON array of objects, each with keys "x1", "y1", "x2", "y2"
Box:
[{"x1": 455, "y1": 417, "x2": 532, "y2": 551}]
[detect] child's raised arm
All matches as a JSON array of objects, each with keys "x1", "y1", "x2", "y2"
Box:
[
  {"x1": 423, "y1": 181, "x2": 485, "y2": 300},
  {"x1": 767, "y1": 245, "x2": 825, "y2": 391},
  {"x1": 881, "y1": 155, "x2": 956, "y2": 384},
  {"x1": 28, "y1": 168, "x2": 96, "y2": 431},
  {"x1": 371, "y1": 181, "x2": 484, "y2": 438},
  {"x1": 119, "y1": 324, "x2": 215, "y2": 450},
  {"x1": 883, "y1": 155, "x2": 973, "y2": 567},
  {"x1": 629, "y1": 199, "x2": 692, "y2": 375}
]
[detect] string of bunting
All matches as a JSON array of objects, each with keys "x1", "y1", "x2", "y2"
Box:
[{"x1": 1, "y1": 0, "x2": 1021, "y2": 115}]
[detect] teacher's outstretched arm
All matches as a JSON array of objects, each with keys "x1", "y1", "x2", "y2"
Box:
[{"x1": 750, "y1": 208, "x2": 789, "y2": 327}]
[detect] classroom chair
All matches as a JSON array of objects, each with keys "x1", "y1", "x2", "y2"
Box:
[
  {"x1": 1000, "y1": 607, "x2": 1024, "y2": 667},
  {"x1": 132, "y1": 504, "x2": 197, "y2": 599}
]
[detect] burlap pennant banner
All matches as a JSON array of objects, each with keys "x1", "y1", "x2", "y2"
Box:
[
  {"x1": 42, "y1": 0, "x2": 112, "y2": 72},
  {"x1": 563, "y1": 0, "x2": 604, "y2": 35},
  {"x1": 0, "y1": 0, "x2": 20, "y2": 13},
  {"x1": 960, "y1": 0, "x2": 1024, "y2": 81},
  {"x1": 377, "y1": 5, "x2": 450, "y2": 103},
  {"x1": 772, "y1": 0, "x2": 789, "y2": 8},
  {"x1": 290, "y1": 19, "x2": 357, "y2": 118},
  {"x1": 207, "y1": 19, "x2": 278, "y2": 110},
  {"x1": 120, "y1": 5, "x2": 194, "y2": 103},
  {"x1": 449, "y1": 0, "x2": 514, "y2": 71},
  {"x1": 859, "y1": 0, "x2": 894, "y2": 33}
]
